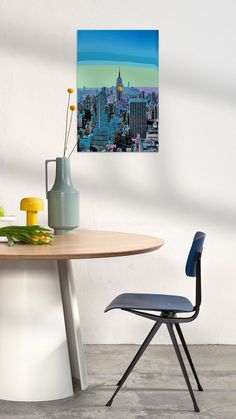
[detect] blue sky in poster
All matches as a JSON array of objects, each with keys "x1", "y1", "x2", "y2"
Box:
[{"x1": 77, "y1": 30, "x2": 159, "y2": 69}]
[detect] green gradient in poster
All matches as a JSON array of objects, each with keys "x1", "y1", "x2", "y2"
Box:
[{"x1": 77, "y1": 64, "x2": 158, "y2": 88}]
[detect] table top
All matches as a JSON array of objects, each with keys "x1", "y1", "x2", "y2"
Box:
[{"x1": 0, "y1": 230, "x2": 164, "y2": 260}]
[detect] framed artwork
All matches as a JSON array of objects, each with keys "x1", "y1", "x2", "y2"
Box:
[{"x1": 77, "y1": 30, "x2": 159, "y2": 152}]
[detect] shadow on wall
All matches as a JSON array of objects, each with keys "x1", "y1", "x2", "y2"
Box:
[
  {"x1": 3, "y1": 151, "x2": 236, "y2": 232},
  {"x1": 1, "y1": 15, "x2": 236, "y2": 231}
]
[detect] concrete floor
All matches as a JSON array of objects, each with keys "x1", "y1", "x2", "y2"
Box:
[{"x1": 0, "y1": 345, "x2": 235, "y2": 419}]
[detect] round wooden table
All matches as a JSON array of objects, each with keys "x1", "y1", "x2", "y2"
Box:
[{"x1": 0, "y1": 230, "x2": 164, "y2": 402}]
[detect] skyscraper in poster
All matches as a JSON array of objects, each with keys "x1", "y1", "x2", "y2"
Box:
[
  {"x1": 116, "y1": 68, "x2": 123, "y2": 102},
  {"x1": 96, "y1": 88, "x2": 107, "y2": 127},
  {"x1": 129, "y1": 99, "x2": 147, "y2": 138}
]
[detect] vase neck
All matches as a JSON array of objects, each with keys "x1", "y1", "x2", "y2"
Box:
[{"x1": 54, "y1": 157, "x2": 72, "y2": 188}]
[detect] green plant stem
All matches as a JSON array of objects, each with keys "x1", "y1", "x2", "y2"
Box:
[
  {"x1": 5, "y1": 234, "x2": 14, "y2": 246},
  {"x1": 0, "y1": 226, "x2": 53, "y2": 246}
]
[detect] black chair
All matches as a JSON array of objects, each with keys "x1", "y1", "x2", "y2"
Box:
[{"x1": 104, "y1": 231, "x2": 206, "y2": 412}]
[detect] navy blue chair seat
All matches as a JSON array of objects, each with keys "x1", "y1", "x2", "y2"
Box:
[{"x1": 105, "y1": 292, "x2": 193, "y2": 313}]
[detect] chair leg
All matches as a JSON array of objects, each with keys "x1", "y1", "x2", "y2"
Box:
[
  {"x1": 175, "y1": 324, "x2": 203, "y2": 391},
  {"x1": 166, "y1": 323, "x2": 200, "y2": 412},
  {"x1": 106, "y1": 321, "x2": 162, "y2": 407}
]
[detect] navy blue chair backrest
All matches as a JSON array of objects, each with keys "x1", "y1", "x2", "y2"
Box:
[{"x1": 185, "y1": 232, "x2": 206, "y2": 277}]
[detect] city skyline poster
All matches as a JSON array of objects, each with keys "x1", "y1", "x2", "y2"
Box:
[{"x1": 77, "y1": 30, "x2": 159, "y2": 152}]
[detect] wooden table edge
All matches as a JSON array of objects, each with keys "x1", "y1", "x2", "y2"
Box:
[{"x1": 0, "y1": 230, "x2": 165, "y2": 260}]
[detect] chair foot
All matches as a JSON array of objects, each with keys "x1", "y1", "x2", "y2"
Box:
[
  {"x1": 175, "y1": 324, "x2": 203, "y2": 392},
  {"x1": 106, "y1": 322, "x2": 161, "y2": 406},
  {"x1": 167, "y1": 324, "x2": 200, "y2": 413}
]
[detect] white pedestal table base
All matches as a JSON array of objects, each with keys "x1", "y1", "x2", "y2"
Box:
[{"x1": 0, "y1": 259, "x2": 87, "y2": 401}]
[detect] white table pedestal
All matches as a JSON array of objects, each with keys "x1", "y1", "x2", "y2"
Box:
[{"x1": 0, "y1": 259, "x2": 87, "y2": 402}]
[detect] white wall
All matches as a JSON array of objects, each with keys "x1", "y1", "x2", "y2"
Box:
[{"x1": 0, "y1": 0, "x2": 236, "y2": 344}]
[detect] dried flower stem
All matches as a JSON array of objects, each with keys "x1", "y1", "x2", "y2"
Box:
[
  {"x1": 68, "y1": 137, "x2": 80, "y2": 158},
  {"x1": 64, "y1": 110, "x2": 74, "y2": 156},
  {"x1": 63, "y1": 93, "x2": 71, "y2": 156}
]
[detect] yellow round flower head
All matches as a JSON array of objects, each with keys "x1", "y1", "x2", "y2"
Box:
[
  {"x1": 70, "y1": 105, "x2": 76, "y2": 111},
  {"x1": 67, "y1": 88, "x2": 74, "y2": 94}
]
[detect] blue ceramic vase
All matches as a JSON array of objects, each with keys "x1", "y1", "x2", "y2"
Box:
[{"x1": 45, "y1": 157, "x2": 79, "y2": 235}]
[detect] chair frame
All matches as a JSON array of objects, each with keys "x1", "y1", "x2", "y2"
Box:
[{"x1": 106, "y1": 252, "x2": 203, "y2": 412}]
